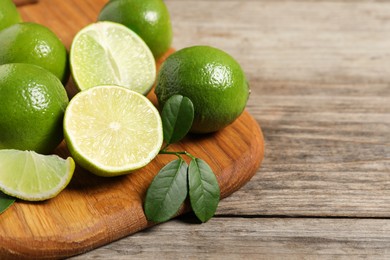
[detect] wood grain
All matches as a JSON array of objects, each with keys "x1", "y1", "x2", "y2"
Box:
[
  {"x1": 0, "y1": 2, "x2": 264, "y2": 256},
  {"x1": 78, "y1": 0, "x2": 390, "y2": 258},
  {"x1": 13, "y1": 0, "x2": 38, "y2": 7},
  {"x1": 8, "y1": 0, "x2": 390, "y2": 258},
  {"x1": 165, "y1": 0, "x2": 390, "y2": 216},
  {"x1": 0, "y1": 106, "x2": 263, "y2": 258},
  {"x1": 72, "y1": 217, "x2": 390, "y2": 259}
]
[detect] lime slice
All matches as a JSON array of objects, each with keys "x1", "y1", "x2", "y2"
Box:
[
  {"x1": 63, "y1": 85, "x2": 163, "y2": 177},
  {"x1": 70, "y1": 21, "x2": 156, "y2": 94},
  {"x1": 0, "y1": 150, "x2": 75, "y2": 201}
]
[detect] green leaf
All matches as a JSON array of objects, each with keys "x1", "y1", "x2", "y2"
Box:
[
  {"x1": 188, "y1": 158, "x2": 220, "y2": 223},
  {"x1": 144, "y1": 158, "x2": 188, "y2": 222},
  {"x1": 161, "y1": 95, "x2": 194, "y2": 144},
  {"x1": 0, "y1": 191, "x2": 15, "y2": 214}
]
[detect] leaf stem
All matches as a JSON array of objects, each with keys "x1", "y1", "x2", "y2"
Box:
[
  {"x1": 159, "y1": 150, "x2": 186, "y2": 156},
  {"x1": 161, "y1": 143, "x2": 170, "y2": 151},
  {"x1": 184, "y1": 152, "x2": 196, "y2": 160},
  {"x1": 159, "y1": 150, "x2": 196, "y2": 160}
]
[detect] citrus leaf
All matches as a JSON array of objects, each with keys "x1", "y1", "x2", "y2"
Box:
[
  {"x1": 144, "y1": 158, "x2": 188, "y2": 222},
  {"x1": 161, "y1": 95, "x2": 194, "y2": 144},
  {"x1": 188, "y1": 158, "x2": 220, "y2": 223},
  {"x1": 0, "y1": 191, "x2": 15, "y2": 214}
]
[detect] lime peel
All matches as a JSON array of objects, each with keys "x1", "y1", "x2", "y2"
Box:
[{"x1": 97, "y1": 0, "x2": 173, "y2": 59}]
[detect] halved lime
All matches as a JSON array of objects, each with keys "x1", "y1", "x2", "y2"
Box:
[
  {"x1": 0, "y1": 150, "x2": 75, "y2": 201},
  {"x1": 63, "y1": 85, "x2": 163, "y2": 177},
  {"x1": 70, "y1": 21, "x2": 156, "y2": 95}
]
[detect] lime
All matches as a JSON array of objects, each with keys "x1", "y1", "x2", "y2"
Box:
[
  {"x1": 70, "y1": 21, "x2": 156, "y2": 94},
  {"x1": 155, "y1": 46, "x2": 250, "y2": 133},
  {"x1": 98, "y1": 0, "x2": 172, "y2": 59},
  {"x1": 0, "y1": 63, "x2": 69, "y2": 154},
  {"x1": 64, "y1": 85, "x2": 163, "y2": 177},
  {"x1": 0, "y1": 149, "x2": 75, "y2": 201},
  {"x1": 0, "y1": 22, "x2": 69, "y2": 83},
  {"x1": 0, "y1": 0, "x2": 22, "y2": 31}
]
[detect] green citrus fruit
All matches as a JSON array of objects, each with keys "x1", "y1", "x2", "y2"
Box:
[
  {"x1": 0, "y1": 22, "x2": 69, "y2": 83},
  {"x1": 155, "y1": 46, "x2": 250, "y2": 134},
  {"x1": 0, "y1": 0, "x2": 22, "y2": 31},
  {"x1": 0, "y1": 149, "x2": 75, "y2": 201},
  {"x1": 64, "y1": 85, "x2": 163, "y2": 177},
  {"x1": 0, "y1": 63, "x2": 69, "y2": 154},
  {"x1": 98, "y1": 0, "x2": 172, "y2": 59},
  {"x1": 70, "y1": 21, "x2": 156, "y2": 94}
]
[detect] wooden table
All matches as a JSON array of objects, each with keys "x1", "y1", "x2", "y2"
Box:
[{"x1": 17, "y1": 0, "x2": 390, "y2": 258}]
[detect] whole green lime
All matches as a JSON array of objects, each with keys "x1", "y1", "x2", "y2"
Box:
[
  {"x1": 0, "y1": 0, "x2": 22, "y2": 31},
  {"x1": 0, "y1": 63, "x2": 69, "y2": 154},
  {"x1": 155, "y1": 46, "x2": 250, "y2": 134},
  {"x1": 0, "y1": 22, "x2": 69, "y2": 83},
  {"x1": 98, "y1": 0, "x2": 172, "y2": 59}
]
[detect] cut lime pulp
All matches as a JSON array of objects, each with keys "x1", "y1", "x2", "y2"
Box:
[
  {"x1": 63, "y1": 85, "x2": 163, "y2": 177},
  {"x1": 70, "y1": 21, "x2": 156, "y2": 95},
  {"x1": 0, "y1": 149, "x2": 75, "y2": 201}
]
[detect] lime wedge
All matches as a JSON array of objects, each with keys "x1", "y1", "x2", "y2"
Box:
[
  {"x1": 70, "y1": 21, "x2": 156, "y2": 95},
  {"x1": 0, "y1": 150, "x2": 75, "y2": 201},
  {"x1": 63, "y1": 85, "x2": 163, "y2": 177}
]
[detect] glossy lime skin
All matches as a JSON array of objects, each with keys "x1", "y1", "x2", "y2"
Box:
[
  {"x1": 0, "y1": 63, "x2": 69, "y2": 154},
  {"x1": 0, "y1": 0, "x2": 22, "y2": 31},
  {"x1": 0, "y1": 22, "x2": 69, "y2": 83},
  {"x1": 98, "y1": 0, "x2": 172, "y2": 59},
  {"x1": 155, "y1": 46, "x2": 250, "y2": 134}
]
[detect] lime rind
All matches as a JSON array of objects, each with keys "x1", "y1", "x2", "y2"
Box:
[
  {"x1": 0, "y1": 0, "x2": 22, "y2": 31},
  {"x1": 64, "y1": 85, "x2": 163, "y2": 177},
  {"x1": 70, "y1": 21, "x2": 156, "y2": 95},
  {"x1": 0, "y1": 150, "x2": 75, "y2": 201}
]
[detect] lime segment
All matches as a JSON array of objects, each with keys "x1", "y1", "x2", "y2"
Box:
[
  {"x1": 64, "y1": 85, "x2": 163, "y2": 177},
  {"x1": 70, "y1": 21, "x2": 156, "y2": 94},
  {"x1": 0, "y1": 150, "x2": 75, "y2": 201}
]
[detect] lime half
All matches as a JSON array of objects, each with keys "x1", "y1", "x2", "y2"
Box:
[
  {"x1": 63, "y1": 85, "x2": 163, "y2": 177},
  {"x1": 70, "y1": 21, "x2": 156, "y2": 94},
  {"x1": 0, "y1": 150, "x2": 75, "y2": 201}
]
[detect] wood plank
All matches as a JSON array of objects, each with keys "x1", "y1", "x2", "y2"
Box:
[
  {"x1": 167, "y1": 1, "x2": 390, "y2": 84},
  {"x1": 164, "y1": 0, "x2": 390, "y2": 217},
  {"x1": 218, "y1": 82, "x2": 390, "y2": 217},
  {"x1": 71, "y1": 216, "x2": 390, "y2": 259}
]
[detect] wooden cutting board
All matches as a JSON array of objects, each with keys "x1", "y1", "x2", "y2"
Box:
[
  {"x1": 0, "y1": 1, "x2": 265, "y2": 259},
  {"x1": 0, "y1": 109, "x2": 264, "y2": 260}
]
